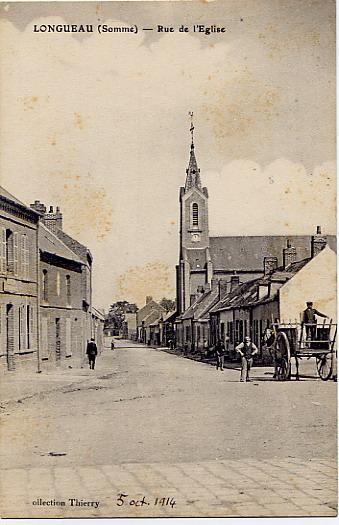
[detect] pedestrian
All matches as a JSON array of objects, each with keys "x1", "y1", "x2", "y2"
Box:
[
  {"x1": 215, "y1": 339, "x2": 225, "y2": 371},
  {"x1": 203, "y1": 339, "x2": 209, "y2": 358},
  {"x1": 86, "y1": 338, "x2": 98, "y2": 370},
  {"x1": 111, "y1": 339, "x2": 115, "y2": 351},
  {"x1": 235, "y1": 336, "x2": 259, "y2": 382},
  {"x1": 302, "y1": 301, "x2": 327, "y2": 345}
]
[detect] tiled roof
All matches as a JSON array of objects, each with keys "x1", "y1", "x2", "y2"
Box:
[
  {"x1": 39, "y1": 223, "x2": 82, "y2": 264},
  {"x1": 212, "y1": 257, "x2": 311, "y2": 313},
  {"x1": 209, "y1": 235, "x2": 336, "y2": 271}
]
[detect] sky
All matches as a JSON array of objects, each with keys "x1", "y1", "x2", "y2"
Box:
[{"x1": 0, "y1": 0, "x2": 336, "y2": 310}]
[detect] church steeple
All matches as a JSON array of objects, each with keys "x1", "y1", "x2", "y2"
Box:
[{"x1": 185, "y1": 112, "x2": 202, "y2": 191}]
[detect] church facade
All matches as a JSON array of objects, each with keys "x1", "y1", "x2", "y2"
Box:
[{"x1": 176, "y1": 128, "x2": 336, "y2": 317}]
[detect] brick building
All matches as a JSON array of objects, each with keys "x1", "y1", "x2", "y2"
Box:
[
  {"x1": 137, "y1": 296, "x2": 165, "y2": 344},
  {"x1": 29, "y1": 201, "x2": 93, "y2": 369},
  {"x1": 0, "y1": 187, "x2": 98, "y2": 373},
  {"x1": 0, "y1": 188, "x2": 40, "y2": 371}
]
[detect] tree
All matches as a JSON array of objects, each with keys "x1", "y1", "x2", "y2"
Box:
[
  {"x1": 105, "y1": 300, "x2": 138, "y2": 332},
  {"x1": 160, "y1": 297, "x2": 176, "y2": 313}
]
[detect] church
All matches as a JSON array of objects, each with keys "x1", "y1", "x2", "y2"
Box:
[{"x1": 176, "y1": 121, "x2": 336, "y2": 316}]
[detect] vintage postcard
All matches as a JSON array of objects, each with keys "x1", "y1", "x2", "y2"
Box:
[{"x1": 0, "y1": 0, "x2": 337, "y2": 519}]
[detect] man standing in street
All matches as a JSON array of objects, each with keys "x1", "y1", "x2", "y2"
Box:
[
  {"x1": 86, "y1": 338, "x2": 98, "y2": 370},
  {"x1": 215, "y1": 339, "x2": 225, "y2": 371},
  {"x1": 302, "y1": 301, "x2": 328, "y2": 345},
  {"x1": 236, "y1": 336, "x2": 259, "y2": 382}
]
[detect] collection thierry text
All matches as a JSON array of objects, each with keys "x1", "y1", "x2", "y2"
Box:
[
  {"x1": 32, "y1": 494, "x2": 176, "y2": 509},
  {"x1": 33, "y1": 23, "x2": 226, "y2": 36}
]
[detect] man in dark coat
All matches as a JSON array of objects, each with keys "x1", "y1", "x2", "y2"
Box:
[
  {"x1": 215, "y1": 340, "x2": 225, "y2": 371},
  {"x1": 86, "y1": 338, "x2": 98, "y2": 370},
  {"x1": 302, "y1": 302, "x2": 328, "y2": 344}
]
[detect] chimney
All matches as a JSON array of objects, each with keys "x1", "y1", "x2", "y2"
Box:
[
  {"x1": 311, "y1": 226, "x2": 327, "y2": 257},
  {"x1": 230, "y1": 275, "x2": 240, "y2": 291},
  {"x1": 145, "y1": 296, "x2": 153, "y2": 305},
  {"x1": 283, "y1": 239, "x2": 297, "y2": 269},
  {"x1": 30, "y1": 200, "x2": 47, "y2": 215},
  {"x1": 43, "y1": 204, "x2": 63, "y2": 234},
  {"x1": 264, "y1": 256, "x2": 278, "y2": 275},
  {"x1": 218, "y1": 280, "x2": 228, "y2": 299}
]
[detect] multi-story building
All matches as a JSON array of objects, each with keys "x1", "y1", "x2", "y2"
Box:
[
  {"x1": 0, "y1": 188, "x2": 40, "y2": 372},
  {"x1": 0, "y1": 188, "x2": 97, "y2": 373},
  {"x1": 29, "y1": 201, "x2": 93, "y2": 369}
]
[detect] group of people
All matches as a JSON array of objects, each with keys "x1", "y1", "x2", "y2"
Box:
[{"x1": 212, "y1": 336, "x2": 258, "y2": 382}]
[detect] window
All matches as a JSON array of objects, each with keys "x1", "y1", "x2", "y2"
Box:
[
  {"x1": 0, "y1": 228, "x2": 6, "y2": 274},
  {"x1": 66, "y1": 275, "x2": 71, "y2": 305},
  {"x1": 5, "y1": 230, "x2": 14, "y2": 274},
  {"x1": 26, "y1": 305, "x2": 30, "y2": 349},
  {"x1": 56, "y1": 272, "x2": 61, "y2": 296},
  {"x1": 197, "y1": 325, "x2": 200, "y2": 341},
  {"x1": 42, "y1": 270, "x2": 48, "y2": 302},
  {"x1": 192, "y1": 203, "x2": 199, "y2": 227},
  {"x1": 21, "y1": 234, "x2": 29, "y2": 279}
]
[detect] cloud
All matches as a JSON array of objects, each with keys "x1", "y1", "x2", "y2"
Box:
[{"x1": 0, "y1": 13, "x2": 335, "y2": 308}]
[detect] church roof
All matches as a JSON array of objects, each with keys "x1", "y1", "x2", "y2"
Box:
[{"x1": 209, "y1": 235, "x2": 336, "y2": 271}]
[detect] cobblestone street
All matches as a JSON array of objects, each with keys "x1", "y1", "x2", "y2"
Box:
[{"x1": 0, "y1": 339, "x2": 337, "y2": 518}]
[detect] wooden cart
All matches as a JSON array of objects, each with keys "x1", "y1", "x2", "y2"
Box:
[{"x1": 271, "y1": 320, "x2": 337, "y2": 381}]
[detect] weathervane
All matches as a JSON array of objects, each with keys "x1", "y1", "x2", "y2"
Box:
[{"x1": 189, "y1": 111, "x2": 194, "y2": 146}]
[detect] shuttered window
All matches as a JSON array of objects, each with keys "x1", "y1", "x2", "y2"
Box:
[
  {"x1": 0, "y1": 228, "x2": 6, "y2": 274},
  {"x1": 13, "y1": 232, "x2": 18, "y2": 276},
  {"x1": 21, "y1": 234, "x2": 29, "y2": 279},
  {"x1": 192, "y1": 203, "x2": 199, "y2": 226}
]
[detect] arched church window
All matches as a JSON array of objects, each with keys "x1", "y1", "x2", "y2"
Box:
[{"x1": 192, "y1": 203, "x2": 199, "y2": 226}]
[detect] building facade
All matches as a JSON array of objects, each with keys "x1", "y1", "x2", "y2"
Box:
[
  {"x1": 0, "y1": 188, "x2": 40, "y2": 372},
  {"x1": 1, "y1": 188, "x2": 97, "y2": 373}
]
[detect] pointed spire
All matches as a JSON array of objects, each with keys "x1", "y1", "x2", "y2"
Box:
[{"x1": 185, "y1": 112, "x2": 202, "y2": 191}]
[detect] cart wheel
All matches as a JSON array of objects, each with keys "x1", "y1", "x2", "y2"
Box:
[
  {"x1": 274, "y1": 332, "x2": 291, "y2": 380},
  {"x1": 316, "y1": 353, "x2": 333, "y2": 381}
]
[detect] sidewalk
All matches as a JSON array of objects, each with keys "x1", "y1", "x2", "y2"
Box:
[{"x1": 0, "y1": 349, "x2": 113, "y2": 409}]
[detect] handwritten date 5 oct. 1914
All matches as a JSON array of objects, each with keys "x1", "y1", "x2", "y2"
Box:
[{"x1": 117, "y1": 493, "x2": 176, "y2": 509}]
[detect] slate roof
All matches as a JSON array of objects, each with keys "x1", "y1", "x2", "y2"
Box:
[
  {"x1": 39, "y1": 223, "x2": 82, "y2": 264},
  {"x1": 209, "y1": 235, "x2": 336, "y2": 271},
  {"x1": 178, "y1": 286, "x2": 220, "y2": 322},
  {"x1": 55, "y1": 229, "x2": 92, "y2": 264},
  {"x1": 211, "y1": 256, "x2": 311, "y2": 313}
]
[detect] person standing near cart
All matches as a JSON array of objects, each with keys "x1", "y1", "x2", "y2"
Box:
[
  {"x1": 302, "y1": 301, "x2": 328, "y2": 344},
  {"x1": 236, "y1": 336, "x2": 259, "y2": 382}
]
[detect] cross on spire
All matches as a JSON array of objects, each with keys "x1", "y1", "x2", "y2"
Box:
[
  {"x1": 185, "y1": 111, "x2": 201, "y2": 191},
  {"x1": 189, "y1": 111, "x2": 194, "y2": 146}
]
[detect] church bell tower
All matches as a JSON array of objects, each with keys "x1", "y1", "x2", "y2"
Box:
[{"x1": 176, "y1": 113, "x2": 212, "y2": 314}]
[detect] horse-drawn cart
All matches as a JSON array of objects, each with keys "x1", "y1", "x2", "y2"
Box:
[{"x1": 271, "y1": 320, "x2": 337, "y2": 381}]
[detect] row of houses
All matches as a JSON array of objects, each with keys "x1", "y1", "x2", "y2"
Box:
[
  {"x1": 175, "y1": 238, "x2": 336, "y2": 360},
  {"x1": 0, "y1": 187, "x2": 104, "y2": 373},
  {"x1": 120, "y1": 235, "x2": 336, "y2": 364}
]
